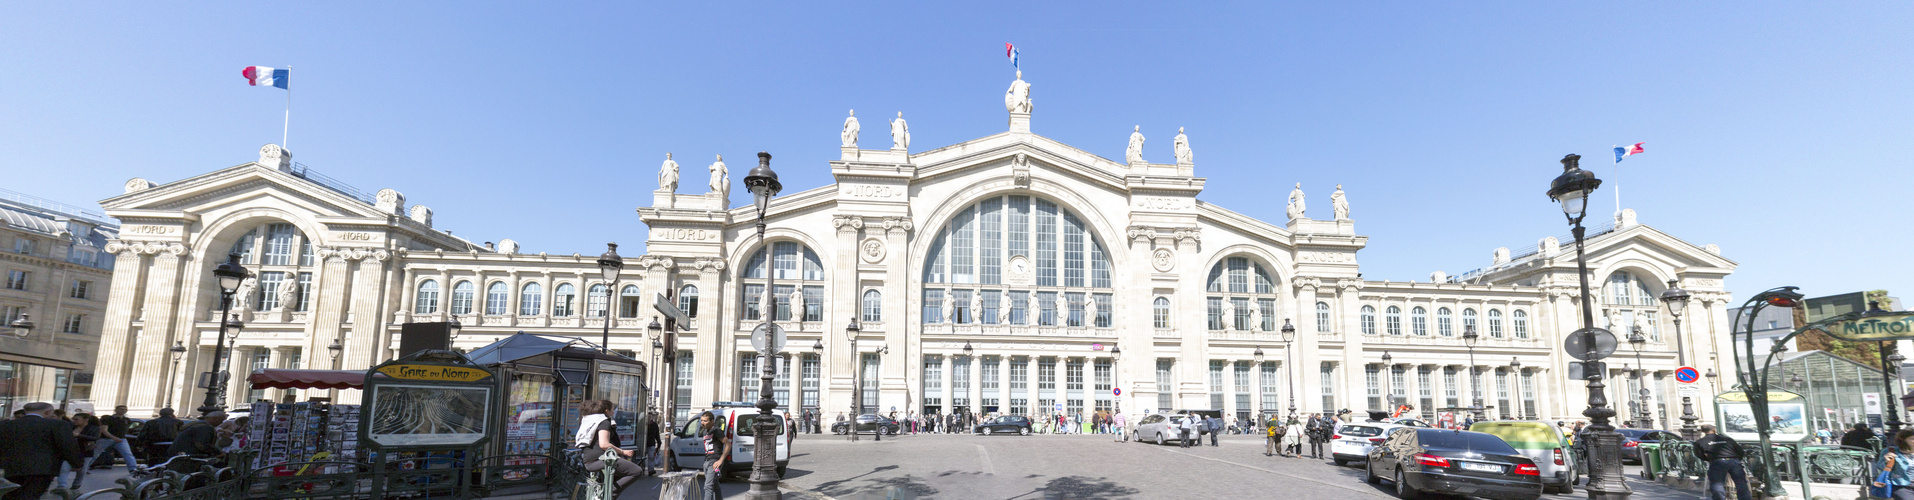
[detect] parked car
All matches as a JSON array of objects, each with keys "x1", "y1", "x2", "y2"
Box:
[
  {"x1": 830, "y1": 413, "x2": 900, "y2": 435},
  {"x1": 1331, "y1": 422, "x2": 1410, "y2": 466},
  {"x1": 973, "y1": 415, "x2": 1033, "y2": 436},
  {"x1": 1366, "y1": 428, "x2": 1543, "y2": 500},
  {"x1": 670, "y1": 403, "x2": 793, "y2": 478},
  {"x1": 1616, "y1": 429, "x2": 1682, "y2": 464},
  {"x1": 1470, "y1": 420, "x2": 1580, "y2": 494},
  {"x1": 1134, "y1": 414, "x2": 1198, "y2": 445},
  {"x1": 1385, "y1": 418, "x2": 1434, "y2": 428}
]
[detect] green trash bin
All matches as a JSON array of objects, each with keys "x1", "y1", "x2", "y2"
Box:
[{"x1": 1639, "y1": 442, "x2": 1663, "y2": 480}]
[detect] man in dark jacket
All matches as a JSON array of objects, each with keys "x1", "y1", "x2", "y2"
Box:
[
  {"x1": 165, "y1": 411, "x2": 227, "y2": 472},
  {"x1": 138, "y1": 408, "x2": 184, "y2": 460},
  {"x1": 1207, "y1": 416, "x2": 1221, "y2": 446},
  {"x1": 1693, "y1": 424, "x2": 1752, "y2": 500},
  {"x1": 0, "y1": 402, "x2": 84, "y2": 500},
  {"x1": 1840, "y1": 423, "x2": 1878, "y2": 449}
]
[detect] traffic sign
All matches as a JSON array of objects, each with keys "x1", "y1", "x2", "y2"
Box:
[
  {"x1": 1113, "y1": 388, "x2": 1122, "y2": 396},
  {"x1": 750, "y1": 323, "x2": 787, "y2": 355},
  {"x1": 1678, "y1": 385, "x2": 1701, "y2": 398},
  {"x1": 1674, "y1": 366, "x2": 1701, "y2": 384},
  {"x1": 654, "y1": 293, "x2": 690, "y2": 324},
  {"x1": 1563, "y1": 328, "x2": 1618, "y2": 361}
]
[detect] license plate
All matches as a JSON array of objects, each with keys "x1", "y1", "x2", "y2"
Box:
[{"x1": 1460, "y1": 462, "x2": 1503, "y2": 473}]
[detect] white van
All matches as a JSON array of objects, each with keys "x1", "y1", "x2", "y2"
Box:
[{"x1": 670, "y1": 402, "x2": 792, "y2": 478}]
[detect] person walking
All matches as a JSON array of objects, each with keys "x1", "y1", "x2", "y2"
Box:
[
  {"x1": 1207, "y1": 415, "x2": 1221, "y2": 447},
  {"x1": 138, "y1": 408, "x2": 183, "y2": 460},
  {"x1": 1264, "y1": 414, "x2": 1283, "y2": 457},
  {"x1": 58, "y1": 413, "x2": 104, "y2": 490},
  {"x1": 696, "y1": 411, "x2": 729, "y2": 500},
  {"x1": 1694, "y1": 424, "x2": 1752, "y2": 500},
  {"x1": 575, "y1": 400, "x2": 643, "y2": 498},
  {"x1": 0, "y1": 402, "x2": 84, "y2": 500},
  {"x1": 93, "y1": 406, "x2": 139, "y2": 471},
  {"x1": 1872, "y1": 429, "x2": 1914, "y2": 500},
  {"x1": 1307, "y1": 413, "x2": 1333, "y2": 459},
  {"x1": 1113, "y1": 410, "x2": 1129, "y2": 443},
  {"x1": 1282, "y1": 417, "x2": 1306, "y2": 457}
]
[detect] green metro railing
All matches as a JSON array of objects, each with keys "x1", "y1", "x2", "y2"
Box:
[{"x1": 37, "y1": 448, "x2": 644, "y2": 500}]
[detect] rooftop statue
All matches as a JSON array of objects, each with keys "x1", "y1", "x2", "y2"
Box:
[
  {"x1": 841, "y1": 110, "x2": 860, "y2": 148},
  {"x1": 658, "y1": 153, "x2": 679, "y2": 192},
  {"x1": 1125, "y1": 126, "x2": 1145, "y2": 164}
]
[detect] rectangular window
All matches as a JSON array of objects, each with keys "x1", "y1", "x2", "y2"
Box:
[
  {"x1": 69, "y1": 280, "x2": 90, "y2": 299},
  {"x1": 802, "y1": 285, "x2": 823, "y2": 322},
  {"x1": 1154, "y1": 298, "x2": 1171, "y2": 329},
  {"x1": 953, "y1": 289, "x2": 973, "y2": 324},
  {"x1": 1258, "y1": 299, "x2": 1276, "y2": 332},
  {"x1": 299, "y1": 238, "x2": 314, "y2": 267},
  {"x1": 263, "y1": 223, "x2": 298, "y2": 266},
  {"x1": 743, "y1": 284, "x2": 764, "y2": 321},
  {"x1": 1418, "y1": 367, "x2": 1435, "y2": 421},
  {"x1": 1209, "y1": 361, "x2": 1225, "y2": 410},
  {"x1": 1010, "y1": 398, "x2": 1028, "y2": 416},
  {"x1": 1010, "y1": 357, "x2": 1028, "y2": 391},
  {"x1": 1521, "y1": 370, "x2": 1537, "y2": 418},
  {"x1": 951, "y1": 206, "x2": 975, "y2": 284},
  {"x1": 739, "y1": 354, "x2": 759, "y2": 402},
  {"x1": 1008, "y1": 196, "x2": 1030, "y2": 259},
  {"x1": 861, "y1": 353, "x2": 880, "y2": 411},
  {"x1": 1092, "y1": 358, "x2": 1111, "y2": 392},
  {"x1": 2, "y1": 306, "x2": 23, "y2": 324},
  {"x1": 1390, "y1": 366, "x2": 1407, "y2": 408},
  {"x1": 980, "y1": 197, "x2": 1002, "y2": 285},
  {"x1": 13, "y1": 238, "x2": 32, "y2": 255},
  {"x1": 1317, "y1": 303, "x2": 1332, "y2": 332},
  {"x1": 802, "y1": 355, "x2": 820, "y2": 408},
  {"x1": 1090, "y1": 241, "x2": 1110, "y2": 289},
  {"x1": 922, "y1": 288, "x2": 943, "y2": 324},
  {"x1": 1065, "y1": 358, "x2": 1084, "y2": 394},
  {"x1": 247, "y1": 350, "x2": 272, "y2": 401},
  {"x1": 1646, "y1": 311, "x2": 1661, "y2": 342},
  {"x1": 1496, "y1": 369, "x2": 1511, "y2": 419},
  {"x1": 773, "y1": 284, "x2": 794, "y2": 321},
  {"x1": 1009, "y1": 291, "x2": 1028, "y2": 326},
  {"x1": 675, "y1": 353, "x2": 695, "y2": 423},
  {"x1": 295, "y1": 272, "x2": 312, "y2": 312},
  {"x1": 1037, "y1": 291, "x2": 1057, "y2": 326},
  {"x1": 952, "y1": 356, "x2": 971, "y2": 407},
  {"x1": 1207, "y1": 297, "x2": 1223, "y2": 330},
  {"x1": 1227, "y1": 258, "x2": 1248, "y2": 294},
  {"x1": 63, "y1": 314, "x2": 84, "y2": 334},
  {"x1": 1093, "y1": 293, "x2": 1112, "y2": 328},
  {"x1": 1035, "y1": 200, "x2": 1058, "y2": 286},
  {"x1": 1321, "y1": 363, "x2": 1336, "y2": 411},
  {"x1": 1066, "y1": 292, "x2": 1085, "y2": 327},
  {"x1": 1062, "y1": 212, "x2": 1084, "y2": 287},
  {"x1": 1157, "y1": 359, "x2": 1175, "y2": 412},
  {"x1": 257, "y1": 271, "x2": 285, "y2": 310},
  {"x1": 1231, "y1": 297, "x2": 1251, "y2": 331},
  {"x1": 6, "y1": 270, "x2": 27, "y2": 290},
  {"x1": 773, "y1": 355, "x2": 792, "y2": 408},
  {"x1": 981, "y1": 290, "x2": 1000, "y2": 325},
  {"x1": 1444, "y1": 367, "x2": 1460, "y2": 409},
  {"x1": 1233, "y1": 361, "x2": 1251, "y2": 417},
  {"x1": 1365, "y1": 365, "x2": 1381, "y2": 411},
  {"x1": 1037, "y1": 358, "x2": 1056, "y2": 392},
  {"x1": 773, "y1": 242, "x2": 800, "y2": 280},
  {"x1": 1261, "y1": 363, "x2": 1280, "y2": 412},
  {"x1": 983, "y1": 356, "x2": 1001, "y2": 393}
]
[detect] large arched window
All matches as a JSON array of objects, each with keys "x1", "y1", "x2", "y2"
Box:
[
  {"x1": 226, "y1": 222, "x2": 313, "y2": 311},
  {"x1": 1437, "y1": 307, "x2": 1453, "y2": 337},
  {"x1": 552, "y1": 283, "x2": 576, "y2": 317},
  {"x1": 1605, "y1": 271, "x2": 1662, "y2": 341},
  {"x1": 415, "y1": 280, "x2": 440, "y2": 314},
  {"x1": 1411, "y1": 306, "x2": 1428, "y2": 336},
  {"x1": 679, "y1": 285, "x2": 699, "y2": 318},
  {"x1": 1206, "y1": 256, "x2": 1278, "y2": 331},
  {"x1": 1316, "y1": 302, "x2": 1332, "y2": 332},
  {"x1": 923, "y1": 196, "x2": 1113, "y2": 327},
  {"x1": 586, "y1": 284, "x2": 609, "y2": 318},
  {"x1": 1361, "y1": 306, "x2": 1377, "y2": 335},
  {"x1": 742, "y1": 242, "x2": 824, "y2": 322},
  {"x1": 450, "y1": 281, "x2": 475, "y2": 315},
  {"x1": 519, "y1": 283, "x2": 543, "y2": 316},
  {"x1": 1462, "y1": 308, "x2": 1478, "y2": 336},
  {"x1": 1154, "y1": 297, "x2": 1172, "y2": 329},
  {"x1": 486, "y1": 282, "x2": 509, "y2": 315},
  {"x1": 619, "y1": 285, "x2": 642, "y2": 318},
  {"x1": 1385, "y1": 306, "x2": 1402, "y2": 335},
  {"x1": 862, "y1": 290, "x2": 883, "y2": 322},
  {"x1": 1487, "y1": 309, "x2": 1504, "y2": 338},
  {"x1": 1512, "y1": 310, "x2": 1529, "y2": 339}
]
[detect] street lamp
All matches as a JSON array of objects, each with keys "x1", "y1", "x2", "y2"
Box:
[
  {"x1": 740, "y1": 152, "x2": 784, "y2": 499},
  {"x1": 1510, "y1": 357, "x2": 1523, "y2": 420},
  {"x1": 648, "y1": 317, "x2": 664, "y2": 413},
  {"x1": 596, "y1": 243, "x2": 623, "y2": 353},
  {"x1": 1462, "y1": 324, "x2": 1482, "y2": 421},
  {"x1": 447, "y1": 314, "x2": 463, "y2": 341},
  {"x1": 1661, "y1": 279, "x2": 1701, "y2": 439},
  {"x1": 200, "y1": 254, "x2": 251, "y2": 415},
  {"x1": 165, "y1": 341, "x2": 187, "y2": 409},
  {"x1": 1281, "y1": 319, "x2": 1297, "y2": 418},
  {"x1": 1887, "y1": 349, "x2": 1907, "y2": 434},
  {"x1": 7, "y1": 313, "x2": 30, "y2": 338},
  {"x1": 1111, "y1": 345, "x2": 1123, "y2": 417},
  {"x1": 1546, "y1": 154, "x2": 1628, "y2": 499},
  {"x1": 1730, "y1": 285, "x2": 1805, "y2": 499},
  {"x1": 1253, "y1": 346, "x2": 1266, "y2": 421},
  {"x1": 1628, "y1": 327, "x2": 1650, "y2": 429},
  {"x1": 1380, "y1": 350, "x2": 1393, "y2": 415},
  {"x1": 845, "y1": 317, "x2": 861, "y2": 443}
]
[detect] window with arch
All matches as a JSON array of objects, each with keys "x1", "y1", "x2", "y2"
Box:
[
  {"x1": 1437, "y1": 307, "x2": 1453, "y2": 336},
  {"x1": 1604, "y1": 271, "x2": 1662, "y2": 341},
  {"x1": 862, "y1": 290, "x2": 882, "y2": 322},
  {"x1": 1607, "y1": 271, "x2": 1658, "y2": 307},
  {"x1": 678, "y1": 285, "x2": 699, "y2": 318},
  {"x1": 450, "y1": 281, "x2": 475, "y2": 316},
  {"x1": 1462, "y1": 308, "x2": 1477, "y2": 335},
  {"x1": 1316, "y1": 302, "x2": 1332, "y2": 332},
  {"x1": 1361, "y1": 306, "x2": 1377, "y2": 335},
  {"x1": 743, "y1": 242, "x2": 824, "y2": 322},
  {"x1": 586, "y1": 284, "x2": 609, "y2": 317},
  {"x1": 1154, "y1": 297, "x2": 1172, "y2": 329},
  {"x1": 486, "y1": 282, "x2": 509, "y2": 315},
  {"x1": 1487, "y1": 309, "x2": 1505, "y2": 337},
  {"x1": 922, "y1": 196, "x2": 1112, "y2": 327},
  {"x1": 519, "y1": 283, "x2": 543, "y2": 316},
  {"x1": 553, "y1": 283, "x2": 576, "y2": 317},
  {"x1": 415, "y1": 280, "x2": 440, "y2": 314},
  {"x1": 1411, "y1": 306, "x2": 1428, "y2": 336},
  {"x1": 619, "y1": 285, "x2": 642, "y2": 318},
  {"x1": 226, "y1": 222, "x2": 312, "y2": 311},
  {"x1": 1385, "y1": 306, "x2": 1402, "y2": 335},
  {"x1": 1512, "y1": 310, "x2": 1529, "y2": 339},
  {"x1": 1206, "y1": 256, "x2": 1278, "y2": 331}
]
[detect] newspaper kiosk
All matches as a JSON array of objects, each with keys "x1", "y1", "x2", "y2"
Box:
[
  {"x1": 464, "y1": 333, "x2": 650, "y2": 470},
  {"x1": 360, "y1": 349, "x2": 498, "y2": 498}
]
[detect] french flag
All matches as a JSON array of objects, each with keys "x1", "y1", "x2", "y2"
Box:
[
  {"x1": 1006, "y1": 43, "x2": 1019, "y2": 68},
  {"x1": 1613, "y1": 142, "x2": 1644, "y2": 163},
  {"x1": 242, "y1": 66, "x2": 289, "y2": 89}
]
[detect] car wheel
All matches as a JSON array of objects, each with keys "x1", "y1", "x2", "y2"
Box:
[
  {"x1": 1019, "y1": 427, "x2": 1030, "y2": 436},
  {"x1": 1365, "y1": 463, "x2": 1381, "y2": 484},
  {"x1": 1553, "y1": 477, "x2": 1575, "y2": 494},
  {"x1": 984, "y1": 427, "x2": 993, "y2": 436},
  {"x1": 1395, "y1": 469, "x2": 1420, "y2": 499}
]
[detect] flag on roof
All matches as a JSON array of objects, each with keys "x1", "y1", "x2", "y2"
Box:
[
  {"x1": 1006, "y1": 43, "x2": 1019, "y2": 68},
  {"x1": 1613, "y1": 142, "x2": 1644, "y2": 163},
  {"x1": 242, "y1": 66, "x2": 289, "y2": 89}
]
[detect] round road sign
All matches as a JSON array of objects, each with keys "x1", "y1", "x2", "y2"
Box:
[
  {"x1": 1113, "y1": 388, "x2": 1122, "y2": 396},
  {"x1": 1675, "y1": 366, "x2": 1700, "y2": 384},
  {"x1": 750, "y1": 323, "x2": 787, "y2": 355},
  {"x1": 1563, "y1": 327, "x2": 1617, "y2": 361}
]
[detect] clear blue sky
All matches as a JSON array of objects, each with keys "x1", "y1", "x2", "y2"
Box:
[{"x1": 4, "y1": 2, "x2": 1908, "y2": 303}]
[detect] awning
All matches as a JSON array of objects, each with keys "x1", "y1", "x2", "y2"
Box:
[{"x1": 248, "y1": 369, "x2": 368, "y2": 390}]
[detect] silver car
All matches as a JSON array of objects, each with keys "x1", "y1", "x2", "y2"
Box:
[{"x1": 1133, "y1": 414, "x2": 1199, "y2": 445}]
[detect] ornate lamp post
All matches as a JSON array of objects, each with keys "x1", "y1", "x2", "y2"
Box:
[
  {"x1": 6, "y1": 313, "x2": 30, "y2": 338},
  {"x1": 1111, "y1": 345, "x2": 1123, "y2": 417},
  {"x1": 961, "y1": 341, "x2": 975, "y2": 421},
  {"x1": 1462, "y1": 324, "x2": 1482, "y2": 421},
  {"x1": 845, "y1": 317, "x2": 860, "y2": 443},
  {"x1": 741, "y1": 152, "x2": 783, "y2": 499},
  {"x1": 1253, "y1": 346, "x2": 1266, "y2": 421},
  {"x1": 811, "y1": 338, "x2": 824, "y2": 434},
  {"x1": 1281, "y1": 319, "x2": 1297, "y2": 418},
  {"x1": 1627, "y1": 328, "x2": 1651, "y2": 429},
  {"x1": 596, "y1": 243, "x2": 623, "y2": 353},
  {"x1": 1546, "y1": 153, "x2": 1629, "y2": 499},
  {"x1": 1660, "y1": 280, "x2": 1700, "y2": 439},
  {"x1": 199, "y1": 254, "x2": 251, "y2": 415},
  {"x1": 1510, "y1": 357, "x2": 1523, "y2": 420},
  {"x1": 447, "y1": 314, "x2": 463, "y2": 341},
  {"x1": 164, "y1": 341, "x2": 188, "y2": 409},
  {"x1": 1730, "y1": 285, "x2": 1805, "y2": 499},
  {"x1": 1381, "y1": 350, "x2": 1394, "y2": 414},
  {"x1": 649, "y1": 317, "x2": 664, "y2": 413},
  {"x1": 1885, "y1": 350, "x2": 1906, "y2": 433}
]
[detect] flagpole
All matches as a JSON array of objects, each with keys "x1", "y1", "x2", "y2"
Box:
[
  {"x1": 283, "y1": 65, "x2": 291, "y2": 152},
  {"x1": 1613, "y1": 146, "x2": 1622, "y2": 222}
]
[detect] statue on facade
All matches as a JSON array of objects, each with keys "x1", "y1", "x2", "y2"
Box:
[
  {"x1": 234, "y1": 278, "x2": 257, "y2": 313},
  {"x1": 969, "y1": 293, "x2": 982, "y2": 324},
  {"x1": 1125, "y1": 126, "x2": 1145, "y2": 164},
  {"x1": 1248, "y1": 306, "x2": 1263, "y2": 332},
  {"x1": 1005, "y1": 70, "x2": 1033, "y2": 114},
  {"x1": 790, "y1": 289, "x2": 806, "y2": 321},
  {"x1": 1286, "y1": 183, "x2": 1306, "y2": 221},
  {"x1": 841, "y1": 110, "x2": 860, "y2": 148},
  {"x1": 1221, "y1": 300, "x2": 1236, "y2": 330},
  {"x1": 708, "y1": 155, "x2": 730, "y2": 200},
  {"x1": 1055, "y1": 294, "x2": 1070, "y2": 324},
  {"x1": 939, "y1": 290, "x2": 956, "y2": 323},
  {"x1": 997, "y1": 291, "x2": 1012, "y2": 323},
  {"x1": 1084, "y1": 297, "x2": 1099, "y2": 326},
  {"x1": 1173, "y1": 127, "x2": 1193, "y2": 165},
  {"x1": 658, "y1": 153, "x2": 679, "y2": 192},
  {"x1": 277, "y1": 280, "x2": 299, "y2": 311},
  {"x1": 890, "y1": 112, "x2": 910, "y2": 151},
  {"x1": 1332, "y1": 184, "x2": 1349, "y2": 220}
]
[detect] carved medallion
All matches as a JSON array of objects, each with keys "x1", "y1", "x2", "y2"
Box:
[
  {"x1": 860, "y1": 238, "x2": 886, "y2": 264},
  {"x1": 1151, "y1": 248, "x2": 1176, "y2": 272}
]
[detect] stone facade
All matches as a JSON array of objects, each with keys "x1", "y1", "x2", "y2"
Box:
[
  {"x1": 0, "y1": 189, "x2": 117, "y2": 412},
  {"x1": 91, "y1": 74, "x2": 1738, "y2": 429}
]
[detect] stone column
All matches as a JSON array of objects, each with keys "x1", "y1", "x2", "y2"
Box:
[
  {"x1": 125, "y1": 246, "x2": 188, "y2": 409},
  {"x1": 829, "y1": 217, "x2": 862, "y2": 417},
  {"x1": 1175, "y1": 232, "x2": 1205, "y2": 409},
  {"x1": 308, "y1": 252, "x2": 352, "y2": 371},
  {"x1": 880, "y1": 217, "x2": 912, "y2": 416},
  {"x1": 1338, "y1": 281, "x2": 1366, "y2": 416},
  {"x1": 1295, "y1": 279, "x2": 1321, "y2": 414},
  {"x1": 91, "y1": 247, "x2": 147, "y2": 408},
  {"x1": 692, "y1": 264, "x2": 725, "y2": 410},
  {"x1": 337, "y1": 252, "x2": 391, "y2": 404}
]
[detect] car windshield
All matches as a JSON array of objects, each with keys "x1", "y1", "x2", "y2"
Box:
[
  {"x1": 737, "y1": 414, "x2": 786, "y2": 435},
  {"x1": 1418, "y1": 430, "x2": 1518, "y2": 454},
  {"x1": 1339, "y1": 425, "x2": 1383, "y2": 437}
]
